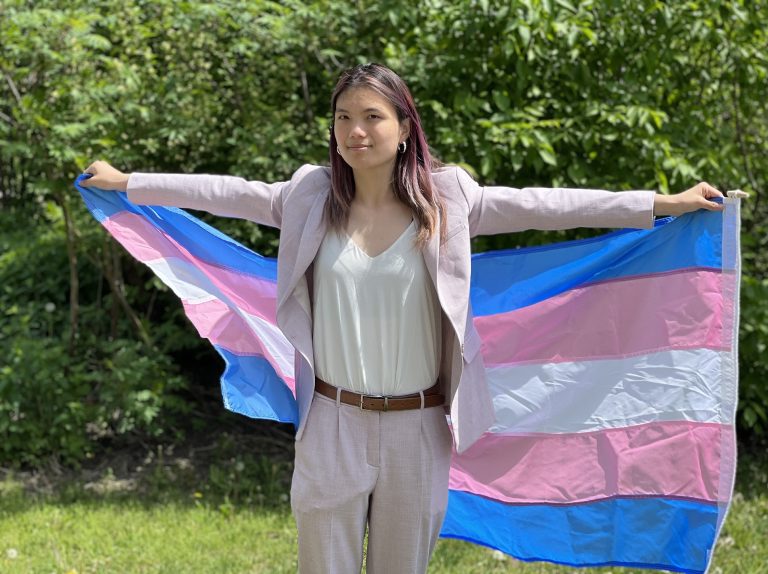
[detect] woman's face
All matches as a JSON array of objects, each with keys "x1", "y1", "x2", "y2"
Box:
[{"x1": 333, "y1": 86, "x2": 410, "y2": 174}]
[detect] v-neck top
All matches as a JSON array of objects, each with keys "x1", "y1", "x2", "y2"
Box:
[{"x1": 312, "y1": 220, "x2": 441, "y2": 396}]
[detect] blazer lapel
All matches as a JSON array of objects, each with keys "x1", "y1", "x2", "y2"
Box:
[
  {"x1": 277, "y1": 188, "x2": 329, "y2": 313},
  {"x1": 423, "y1": 215, "x2": 440, "y2": 297}
]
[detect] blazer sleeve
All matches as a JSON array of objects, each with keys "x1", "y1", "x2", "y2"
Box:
[
  {"x1": 125, "y1": 164, "x2": 317, "y2": 229},
  {"x1": 454, "y1": 167, "x2": 656, "y2": 237}
]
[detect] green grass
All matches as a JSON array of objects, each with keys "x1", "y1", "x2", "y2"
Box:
[{"x1": 1, "y1": 439, "x2": 766, "y2": 574}]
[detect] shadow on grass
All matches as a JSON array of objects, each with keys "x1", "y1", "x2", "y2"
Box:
[{"x1": 0, "y1": 422, "x2": 297, "y2": 516}]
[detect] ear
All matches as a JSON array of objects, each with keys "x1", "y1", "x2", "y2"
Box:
[{"x1": 399, "y1": 117, "x2": 411, "y2": 142}]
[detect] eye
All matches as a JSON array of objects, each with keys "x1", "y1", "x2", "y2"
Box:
[
  {"x1": 368, "y1": 114, "x2": 381, "y2": 119},
  {"x1": 335, "y1": 114, "x2": 349, "y2": 120}
]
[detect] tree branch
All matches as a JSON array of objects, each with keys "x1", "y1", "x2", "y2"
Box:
[
  {"x1": 299, "y1": 50, "x2": 314, "y2": 126},
  {"x1": 0, "y1": 109, "x2": 15, "y2": 126},
  {"x1": 105, "y1": 238, "x2": 153, "y2": 347},
  {"x1": 3, "y1": 71, "x2": 22, "y2": 106},
  {"x1": 71, "y1": 226, "x2": 153, "y2": 347},
  {"x1": 730, "y1": 78, "x2": 760, "y2": 212},
  {"x1": 54, "y1": 187, "x2": 80, "y2": 355}
]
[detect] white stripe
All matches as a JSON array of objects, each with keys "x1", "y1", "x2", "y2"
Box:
[
  {"x1": 237, "y1": 309, "x2": 295, "y2": 379},
  {"x1": 145, "y1": 258, "x2": 221, "y2": 303},
  {"x1": 487, "y1": 348, "x2": 729, "y2": 434},
  {"x1": 143, "y1": 257, "x2": 293, "y2": 379}
]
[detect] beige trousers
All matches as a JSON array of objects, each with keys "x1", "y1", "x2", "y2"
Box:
[{"x1": 291, "y1": 391, "x2": 453, "y2": 574}]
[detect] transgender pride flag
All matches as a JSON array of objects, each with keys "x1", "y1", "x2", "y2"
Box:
[
  {"x1": 442, "y1": 195, "x2": 741, "y2": 574},
  {"x1": 75, "y1": 175, "x2": 741, "y2": 574}
]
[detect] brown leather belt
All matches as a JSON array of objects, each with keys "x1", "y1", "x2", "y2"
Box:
[{"x1": 314, "y1": 377, "x2": 444, "y2": 412}]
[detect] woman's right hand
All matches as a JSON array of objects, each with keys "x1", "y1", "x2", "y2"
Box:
[{"x1": 80, "y1": 160, "x2": 130, "y2": 191}]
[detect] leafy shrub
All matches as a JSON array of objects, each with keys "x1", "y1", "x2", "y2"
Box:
[
  {"x1": 0, "y1": 210, "x2": 190, "y2": 467},
  {"x1": 738, "y1": 275, "x2": 768, "y2": 436},
  {"x1": 0, "y1": 334, "x2": 187, "y2": 467}
]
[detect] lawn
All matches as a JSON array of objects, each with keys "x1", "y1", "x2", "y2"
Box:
[{"x1": 1, "y1": 432, "x2": 766, "y2": 574}]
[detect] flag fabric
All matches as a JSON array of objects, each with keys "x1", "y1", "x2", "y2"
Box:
[
  {"x1": 441, "y1": 195, "x2": 740, "y2": 574},
  {"x1": 75, "y1": 175, "x2": 740, "y2": 574}
]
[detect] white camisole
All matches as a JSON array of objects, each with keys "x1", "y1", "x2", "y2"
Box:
[{"x1": 312, "y1": 220, "x2": 441, "y2": 396}]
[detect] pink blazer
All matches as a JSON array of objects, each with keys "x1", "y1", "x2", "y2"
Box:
[{"x1": 127, "y1": 164, "x2": 656, "y2": 452}]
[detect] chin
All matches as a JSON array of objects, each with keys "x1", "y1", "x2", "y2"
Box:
[{"x1": 343, "y1": 153, "x2": 395, "y2": 170}]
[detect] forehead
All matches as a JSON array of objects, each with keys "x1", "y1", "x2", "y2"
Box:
[{"x1": 335, "y1": 87, "x2": 396, "y2": 114}]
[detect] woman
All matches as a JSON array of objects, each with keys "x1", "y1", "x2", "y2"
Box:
[{"x1": 81, "y1": 62, "x2": 724, "y2": 574}]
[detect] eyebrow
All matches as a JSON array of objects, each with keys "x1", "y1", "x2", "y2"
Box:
[{"x1": 335, "y1": 107, "x2": 385, "y2": 114}]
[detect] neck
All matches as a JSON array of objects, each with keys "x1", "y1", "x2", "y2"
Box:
[{"x1": 352, "y1": 163, "x2": 398, "y2": 207}]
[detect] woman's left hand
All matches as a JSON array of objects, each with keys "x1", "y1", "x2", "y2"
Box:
[{"x1": 654, "y1": 182, "x2": 725, "y2": 217}]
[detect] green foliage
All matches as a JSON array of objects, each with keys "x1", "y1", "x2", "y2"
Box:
[
  {"x1": 0, "y1": 210, "x2": 189, "y2": 467},
  {"x1": 0, "y1": 334, "x2": 186, "y2": 467},
  {"x1": 738, "y1": 275, "x2": 768, "y2": 433},
  {"x1": 1, "y1": 0, "x2": 766, "y2": 457}
]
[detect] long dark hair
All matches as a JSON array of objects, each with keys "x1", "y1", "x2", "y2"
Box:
[{"x1": 327, "y1": 63, "x2": 445, "y2": 247}]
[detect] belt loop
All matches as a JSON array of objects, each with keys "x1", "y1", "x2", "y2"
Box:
[
  {"x1": 419, "y1": 390, "x2": 425, "y2": 410},
  {"x1": 336, "y1": 387, "x2": 341, "y2": 408}
]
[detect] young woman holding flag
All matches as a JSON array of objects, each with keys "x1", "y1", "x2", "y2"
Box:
[{"x1": 81, "y1": 62, "x2": 724, "y2": 573}]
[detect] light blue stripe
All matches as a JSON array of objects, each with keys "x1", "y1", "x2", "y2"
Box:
[
  {"x1": 470, "y1": 206, "x2": 726, "y2": 317},
  {"x1": 76, "y1": 175, "x2": 278, "y2": 281},
  {"x1": 441, "y1": 490, "x2": 717, "y2": 574},
  {"x1": 215, "y1": 346, "x2": 298, "y2": 426}
]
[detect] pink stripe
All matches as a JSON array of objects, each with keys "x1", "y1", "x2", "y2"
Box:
[
  {"x1": 476, "y1": 270, "x2": 728, "y2": 365},
  {"x1": 449, "y1": 421, "x2": 730, "y2": 505},
  {"x1": 103, "y1": 212, "x2": 278, "y2": 322},
  {"x1": 180, "y1": 299, "x2": 294, "y2": 391}
]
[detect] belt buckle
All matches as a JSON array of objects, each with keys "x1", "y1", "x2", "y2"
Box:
[{"x1": 360, "y1": 393, "x2": 389, "y2": 412}]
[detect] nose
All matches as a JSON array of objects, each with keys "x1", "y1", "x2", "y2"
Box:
[{"x1": 349, "y1": 123, "x2": 366, "y2": 138}]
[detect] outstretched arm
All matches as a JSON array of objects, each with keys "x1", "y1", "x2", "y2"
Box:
[
  {"x1": 455, "y1": 168, "x2": 724, "y2": 237},
  {"x1": 80, "y1": 160, "x2": 292, "y2": 229}
]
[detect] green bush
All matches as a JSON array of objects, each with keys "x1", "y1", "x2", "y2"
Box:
[
  {"x1": 738, "y1": 275, "x2": 768, "y2": 435},
  {"x1": 0, "y1": 334, "x2": 186, "y2": 467},
  {"x1": 0, "y1": 210, "x2": 189, "y2": 467}
]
